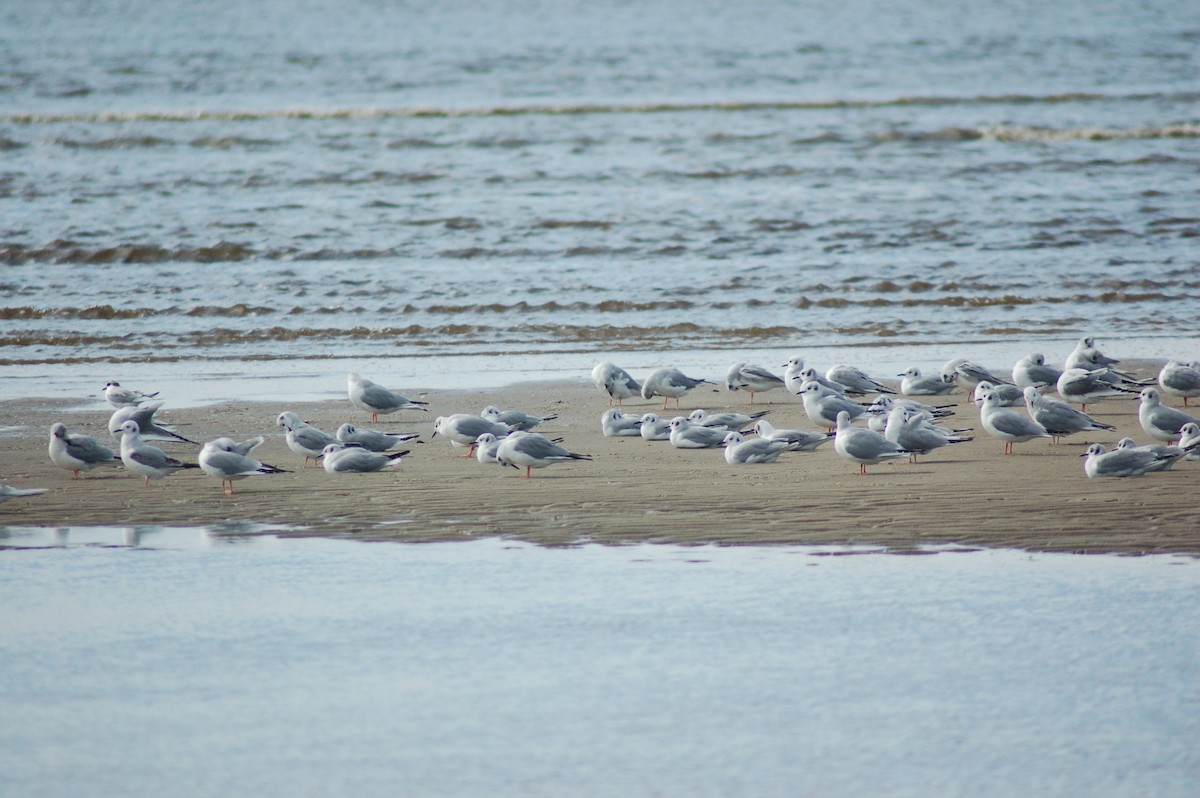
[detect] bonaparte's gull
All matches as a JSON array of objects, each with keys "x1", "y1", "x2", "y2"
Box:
[
  {"x1": 473, "y1": 433, "x2": 504, "y2": 465},
  {"x1": 117, "y1": 420, "x2": 200, "y2": 485},
  {"x1": 1012, "y1": 353, "x2": 1063, "y2": 391},
  {"x1": 720, "y1": 431, "x2": 794, "y2": 464},
  {"x1": 725, "y1": 362, "x2": 785, "y2": 404},
  {"x1": 686, "y1": 408, "x2": 767, "y2": 432},
  {"x1": 834, "y1": 410, "x2": 909, "y2": 474},
  {"x1": 641, "y1": 368, "x2": 711, "y2": 409},
  {"x1": 592, "y1": 362, "x2": 642, "y2": 406},
  {"x1": 825, "y1": 364, "x2": 895, "y2": 396},
  {"x1": 796, "y1": 381, "x2": 866, "y2": 429},
  {"x1": 972, "y1": 380, "x2": 1024, "y2": 407},
  {"x1": 277, "y1": 411, "x2": 337, "y2": 468},
  {"x1": 336, "y1": 423, "x2": 420, "y2": 452},
  {"x1": 1137, "y1": 387, "x2": 1200, "y2": 443},
  {"x1": 347, "y1": 372, "x2": 428, "y2": 423},
  {"x1": 1067, "y1": 345, "x2": 1152, "y2": 386},
  {"x1": 943, "y1": 358, "x2": 1012, "y2": 388},
  {"x1": 782, "y1": 356, "x2": 808, "y2": 394},
  {"x1": 103, "y1": 380, "x2": 159, "y2": 409},
  {"x1": 866, "y1": 394, "x2": 955, "y2": 418},
  {"x1": 1065, "y1": 336, "x2": 1120, "y2": 371},
  {"x1": 1177, "y1": 422, "x2": 1200, "y2": 459},
  {"x1": 199, "y1": 438, "x2": 289, "y2": 494},
  {"x1": 883, "y1": 406, "x2": 971, "y2": 463},
  {"x1": 0, "y1": 484, "x2": 48, "y2": 503},
  {"x1": 320, "y1": 443, "x2": 409, "y2": 473},
  {"x1": 1056, "y1": 368, "x2": 1138, "y2": 410},
  {"x1": 1081, "y1": 443, "x2": 1173, "y2": 478},
  {"x1": 108, "y1": 402, "x2": 197, "y2": 444},
  {"x1": 1158, "y1": 361, "x2": 1200, "y2": 407},
  {"x1": 751, "y1": 419, "x2": 834, "y2": 451},
  {"x1": 639, "y1": 413, "x2": 672, "y2": 441},
  {"x1": 1113, "y1": 438, "x2": 1186, "y2": 472},
  {"x1": 432, "y1": 414, "x2": 510, "y2": 454},
  {"x1": 600, "y1": 408, "x2": 644, "y2": 437},
  {"x1": 49, "y1": 422, "x2": 121, "y2": 479},
  {"x1": 494, "y1": 433, "x2": 591, "y2": 479},
  {"x1": 899, "y1": 367, "x2": 957, "y2": 396},
  {"x1": 1022, "y1": 386, "x2": 1114, "y2": 444},
  {"x1": 667, "y1": 417, "x2": 727, "y2": 449},
  {"x1": 978, "y1": 391, "x2": 1051, "y2": 455},
  {"x1": 793, "y1": 366, "x2": 846, "y2": 396},
  {"x1": 481, "y1": 405, "x2": 557, "y2": 431}
]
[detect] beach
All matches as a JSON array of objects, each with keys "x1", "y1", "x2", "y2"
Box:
[{"x1": 4, "y1": 364, "x2": 1195, "y2": 555}]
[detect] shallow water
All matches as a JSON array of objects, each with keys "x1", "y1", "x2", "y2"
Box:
[
  {"x1": 2, "y1": 1, "x2": 1198, "y2": 405},
  {"x1": 1, "y1": 527, "x2": 1197, "y2": 797}
]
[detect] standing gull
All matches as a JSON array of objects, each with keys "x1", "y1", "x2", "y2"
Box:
[
  {"x1": 978, "y1": 391, "x2": 1051, "y2": 455},
  {"x1": 103, "y1": 380, "x2": 159, "y2": 408},
  {"x1": 899, "y1": 367, "x2": 957, "y2": 396},
  {"x1": 725, "y1": 362, "x2": 785, "y2": 404},
  {"x1": 117, "y1": 420, "x2": 200, "y2": 485},
  {"x1": 1158, "y1": 361, "x2": 1200, "y2": 407},
  {"x1": 336, "y1": 423, "x2": 420, "y2": 453},
  {"x1": 796, "y1": 381, "x2": 866, "y2": 430},
  {"x1": 591, "y1": 362, "x2": 641, "y2": 406},
  {"x1": 1012, "y1": 353, "x2": 1063, "y2": 391},
  {"x1": 495, "y1": 433, "x2": 591, "y2": 479},
  {"x1": 49, "y1": 422, "x2": 121, "y2": 478},
  {"x1": 348, "y1": 372, "x2": 429, "y2": 423},
  {"x1": 1056, "y1": 368, "x2": 1138, "y2": 411},
  {"x1": 199, "y1": 438, "x2": 289, "y2": 494},
  {"x1": 1137, "y1": 387, "x2": 1200, "y2": 443},
  {"x1": 834, "y1": 411, "x2": 909, "y2": 475},
  {"x1": 277, "y1": 411, "x2": 337, "y2": 468},
  {"x1": 1022, "y1": 387, "x2": 1114, "y2": 444},
  {"x1": 432, "y1": 414, "x2": 510, "y2": 455},
  {"x1": 641, "y1": 368, "x2": 711, "y2": 410}
]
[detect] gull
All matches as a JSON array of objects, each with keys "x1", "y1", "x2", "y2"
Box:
[
  {"x1": 782, "y1": 356, "x2": 809, "y2": 394},
  {"x1": 943, "y1": 358, "x2": 1012, "y2": 388},
  {"x1": 899, "y1": 367, "x2": 957, "y2": 396},
  {"x1": 725, "y1": 362, "x2": 785, "y2": 404},
  {"x1": 751, "y1": 419, "x2": 834, "y2": 452},
  {"x1": 687, "y1": 408, "x2": 768, "y2": 432},
  {"x1": 108, "y1": 402, "x2": 197, "y2": 444},
  {"x1": 1065, "y1": 336, "x2": 1120, "y2": 371},
  {"x1": 721, "y1": 431, "x2": 794, "y2": 464},
  {"x1": 49, "y1": 422, "x2": 121, "y2": 479},
  {"x1": 639, "y1": 413, "x2": 672, "y2": 441},
  {"x1": 641, "y1": 368, "x2": 711, "y2": 409},
  {"x1": 225, "y1": 436, "x2": 266, "y2": 456},
  {"x1": 978, "y1": 390, "x2": 1051, "y2": 455},
  {"x1": 1012, "y1": 353, "x2": 1063, "y2": 391},
  {"x1": 336, "y1": 423, "x2": 420, "y2": 453},
  {"x1": 347, "y1": 372, "x2": 428, "y2": 423},
  {"x1": 0, "y1": 484, "x2": 48, "y2": 503},
  {"x1": 495, "y1": 433, "x2": 591, "y2": 479},
  {"x1": 103, "y1": 380, "x2": 159, "y2": 408},
  {"x1": 1138, "y1": 387, "x2": 1200, "y2": 443},
  {"x1": 591, "y1": 362, "x2": 641, "y2": 406},
  {"x1": 117, "y1": 420, "x2": 200, "y2": 485},
  {"x1": 796, "y1": 380, "x2": 866, "y2": 429},
  {"x1": 834, "y1": 410, "x2": 909, "y2": 474},
  {"x1": 1081, "y1": 443, "x2": 1173, "y2": 478},
  {"x1": 481, "y1": 405, "x2": 557, "y2": 431},
  {"x1": 276, "y1": 411, "x2": 337, "y2": 468},
  {"x1": 320, "y1": 443, "x2": 409, "y2": 474},
  {"x1": 866, "y1": 394, "x2": 956, "y2": 419},
  {"x1": 1022, "y1": 387, "x2": 1114, "y2": 444},
  {"x1": 667, "y1": 417, "x2": 728, "y2": 449},
  {"x1": 825, "y1": 364, "x2": 895, "y2": 396},
  {"x1": 1158, "y1": 361, "x2": 1200, "y2": 407},
  {"x1": 1113, "y1": 438, "x2": 1186, "y2": 472},
  {"x1": 432, "y1": 414, "x2": 510, "y2": 455},
  {"x1": 1067, "y1": 345, "x2": 1152, "y2": 386},
  {"x1": 199, "y1": 438, "x2": 289, "y2": 494},
  {"x1": 1177, "y1": 422, "x2": 1200, "y2": 460},
  {"x1": 883, "y1": 406, "x2": 972, "y2": 463},
  {"x1": 601, "y1": 408, "x2": 644, "y2": 437},
  {"x1": 793, "y1": 366, "x2": 846, "y2": 396},
  {"x1": 972, "y1": 380, "x2": 1024, "y2": 407},
  {"x1": 474, "y1": 433, "x2": 504, "y2": 465},
  {"x1": 1056, "y1": 368, "x2": 1138, "y2": 411}
]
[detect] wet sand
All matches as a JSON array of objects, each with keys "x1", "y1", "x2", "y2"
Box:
[{"x1": 1, "y1": 369, "x2": 1196, "y2": 555}]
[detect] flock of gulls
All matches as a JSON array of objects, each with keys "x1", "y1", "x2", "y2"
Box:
[{"x1": 2, "y1": 337, "x2": 1199, "y2": 505}]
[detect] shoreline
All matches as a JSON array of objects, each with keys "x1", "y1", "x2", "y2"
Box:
[{"x1": 2, "y1": 372, "x2": 1197, "y2": 556}]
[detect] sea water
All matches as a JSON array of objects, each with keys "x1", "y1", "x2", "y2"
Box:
[
  {"x1": 1, "y1": 0, "x2": 1198, "y2": 406},
  {"x1": 0, "y1": 527, "x2": 1197, "y2": 797}
]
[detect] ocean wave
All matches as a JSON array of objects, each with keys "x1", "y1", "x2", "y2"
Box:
[
  {"x1": 876, "y1": 122, "x2": 1200, "y2": 145},
  {"x1": 5, "y1": 91, "x2": 1196, "y2": 124}
]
